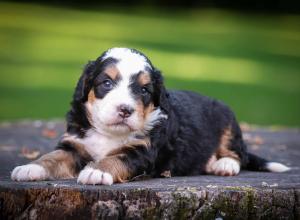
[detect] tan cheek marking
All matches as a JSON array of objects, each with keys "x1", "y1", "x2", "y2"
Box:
[
  {"x1": 136, "y1": 100, "x2": 145, "y2": 119},
  {"x1": 86, "y1": 89, "x2": 97, "y2": 123},
  {"x1": 88, "y1": 89, "x2": 96, "y2": 104},
  {"x1": 144, "y1": 103, "x2": 155, "y2": 119},
  {"x1": 96, "y1": 157, "x2": 131, "y2": 183},
  {"x1": 142, "y1": 103, "x2": 155, "y2": 130},
  {"x1": 216, "y1": 126, "x2": 240, "y2": 161},
  {"x1": 136, "y1": 101, "x2": 154, "y2": 119},
  {"x1": 136, "y1": 101, "x2": 155, "y2": 131},
  {"x1": 105, "y1": 65, "x2": 120, "y2": 80}
]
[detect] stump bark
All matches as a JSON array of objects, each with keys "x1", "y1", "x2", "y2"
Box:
[{"x1": 0, "y1": 121, "x2": 299, "y2": 220}]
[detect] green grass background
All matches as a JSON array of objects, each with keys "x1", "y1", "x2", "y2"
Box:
[{"x1": 0, "y1": 2, "x2": 300, "y2": 126}]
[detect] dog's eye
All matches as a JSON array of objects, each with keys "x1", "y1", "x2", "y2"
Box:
[
  {"x1": 141, "y1": 87, "x2": 149, "y2": 95},
  {"x1": 102, "y1": 79, "x2": 113, "y2": 90}
]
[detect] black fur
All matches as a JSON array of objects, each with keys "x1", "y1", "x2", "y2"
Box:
[
  {"x1": 64, "y1": 48, "x2": 274, "y2": 179},
  {"x1": 150, "y1": 89, "x2": 245, "y2": 176},
  {"x1": 246, "y1": 153, "x2": 268, "y2": 171}
]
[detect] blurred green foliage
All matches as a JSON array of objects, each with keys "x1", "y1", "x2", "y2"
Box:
[{"x1": 0, "y1": 2, "x2": 300, "y2": 126}]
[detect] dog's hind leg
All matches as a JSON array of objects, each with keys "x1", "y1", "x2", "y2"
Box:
[{"x1": 205, "y1": 125, "x2": 243, "y2": 176}]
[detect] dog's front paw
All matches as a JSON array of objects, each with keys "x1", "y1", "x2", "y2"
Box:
[
  {"x1": 211, "y1": 157, "x2": 240, "y2": 176},
  {"x1": 77, "y1": 167, "x2": 113, "y2": 185},
  {"x1": 11, "y1": 164, "x2": 48, "y2": 181}
]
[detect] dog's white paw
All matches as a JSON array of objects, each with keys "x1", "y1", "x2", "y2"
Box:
[
  {"x1": 77, "y1": 167, "x2": 113, "y2": 185},
  {"x1": 211, "y1": 157, "x2": 240, "y2": 176},
  {"x1": 11, "y1": 164, "x2": 48, "y2": 181}
]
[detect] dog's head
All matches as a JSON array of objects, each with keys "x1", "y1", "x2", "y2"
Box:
[{"x1": 69, "y1": 48, "x2": 169, "y2": 136}]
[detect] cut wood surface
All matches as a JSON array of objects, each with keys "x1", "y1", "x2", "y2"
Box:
[{"x1": 0, "y1": 121, "x2": 299, "y2": 219}]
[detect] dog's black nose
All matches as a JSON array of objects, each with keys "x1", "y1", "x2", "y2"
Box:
[{"x1": 118, "y1": 104, "x2": 134, "y2": 118}]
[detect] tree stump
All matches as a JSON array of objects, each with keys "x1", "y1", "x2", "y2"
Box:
[{"x1": 0, "y1": 121, "x2": 299, "y2": 219}]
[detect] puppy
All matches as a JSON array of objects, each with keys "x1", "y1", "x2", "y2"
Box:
[{"x1": 11, "y1": 48, "x2": 290, "y2": 185}]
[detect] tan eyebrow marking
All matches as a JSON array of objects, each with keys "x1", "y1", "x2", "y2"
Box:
[
  {"x1": 138, "y1": 72, "x2": 151, "y2": 85},
  {"x1": 105, "y1": 65, "x2": 120, "y2": 80}
]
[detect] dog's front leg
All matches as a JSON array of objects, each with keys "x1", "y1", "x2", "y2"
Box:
[
  {"x1": 11, "y1": 150, "x2": 79, "y2": 181},
  {"x1": 77, "y1": 146, "x2": 154, "y2": 185},
  {"x1": 11, "y1": 141, "x2": 92, "y2": 181}
]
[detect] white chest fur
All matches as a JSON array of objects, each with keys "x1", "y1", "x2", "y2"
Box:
[{"x1": 71, "y1": 130, "x2": 130, "y2": 161}]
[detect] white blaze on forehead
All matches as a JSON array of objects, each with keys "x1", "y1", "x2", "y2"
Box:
[
  {"x1": 100, "y1": 48, "x2": 150, "y2": 122},
  {"x1": 84, "y1": 48, "x2": 166, "y2": 137},
  {"x1": 103, "y1": 48, "x2": 151, "y2": 77}
]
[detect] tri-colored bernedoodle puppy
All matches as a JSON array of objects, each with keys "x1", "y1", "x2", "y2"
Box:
[{"x1": 11, "y1": 48, "x2": 290, "y2": 185}]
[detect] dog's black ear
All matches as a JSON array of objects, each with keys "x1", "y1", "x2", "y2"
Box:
[
  {"x1": 152, "y1": 68, "x2": 170, "y2": 114},
  {"x1": 67, "y1": 61, "x2": 96, "y2": 137},
  {"x1": 73, "y1": 61, "x2": 96, "y2": 102}
]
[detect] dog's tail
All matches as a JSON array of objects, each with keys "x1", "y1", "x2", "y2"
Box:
[{"x1": 246, "y1": 153, "x2": 290, "y2": 172}]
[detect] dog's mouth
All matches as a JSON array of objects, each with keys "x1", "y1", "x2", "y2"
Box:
[{"x1": 107, "y1": 120, "x2": 135, "y2": 132}]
